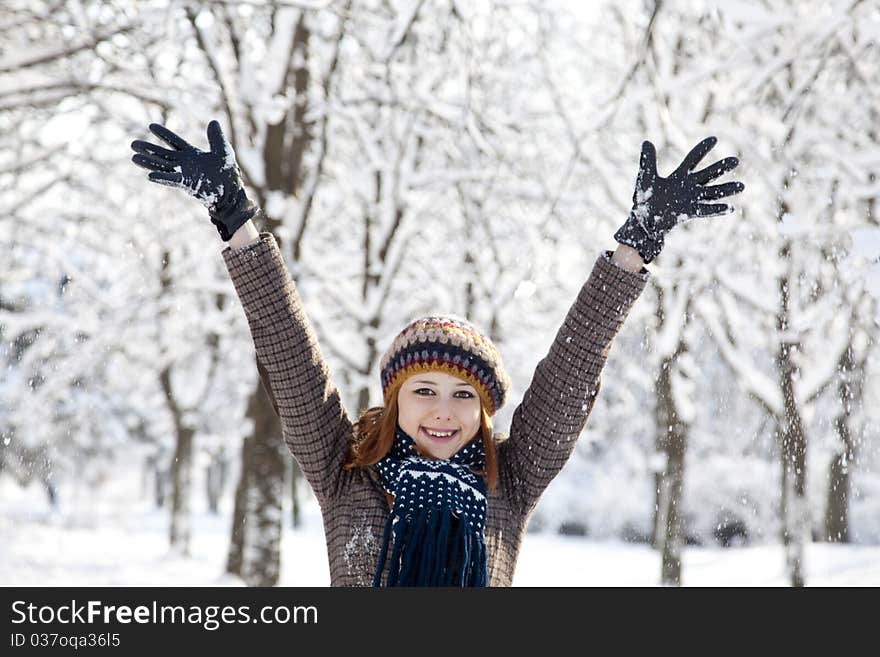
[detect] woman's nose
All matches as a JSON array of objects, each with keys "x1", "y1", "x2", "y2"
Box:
[{"x1": 431, "y1": 397, "x2": 454, "y2": 420}]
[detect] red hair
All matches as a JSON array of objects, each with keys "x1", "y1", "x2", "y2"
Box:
[{"x1": 344, "y1": 382, "x2": 497, "y2": 491}]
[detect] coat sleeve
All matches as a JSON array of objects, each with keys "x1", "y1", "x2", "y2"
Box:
[
  {"x1": 223, "y1": 233, "x2": 352, "y2": 505},
  {"x1": 499, "y1": 251, "x2": 648, "y2": 518}
]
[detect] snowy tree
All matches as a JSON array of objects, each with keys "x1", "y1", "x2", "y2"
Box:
[
  {"x1": 0, "y1": 0, "x2": 255, "y2": 552},
  {"x1": 3, "y1": 0, "x2": 879, "y2": 590},
  {"x1": 695, "y1": 0, "x2": 880, "y2": 585},
  {"x1": 522, "y1": 0, "x2": 880, "y2": 589}
]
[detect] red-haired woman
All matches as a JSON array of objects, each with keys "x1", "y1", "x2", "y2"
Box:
[{"x1": 131, "y1": 121, "x2": 742, "y2": 586}]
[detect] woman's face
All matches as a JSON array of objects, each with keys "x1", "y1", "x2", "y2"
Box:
[{"x1": 396, "y1": 371, "x2": 482, "y2": 460}]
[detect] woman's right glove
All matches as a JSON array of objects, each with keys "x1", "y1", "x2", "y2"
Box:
[
  {"x1": 130, "y1": 120, "x2": 257, "y2": 241},
  {"x1": 614, "y1": 136, "x2": 744, "y2": 263}
]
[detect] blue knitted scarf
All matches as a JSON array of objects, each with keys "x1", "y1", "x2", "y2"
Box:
[{"x1": 372, "y1": 427, "x2": 488, "y2": 587}]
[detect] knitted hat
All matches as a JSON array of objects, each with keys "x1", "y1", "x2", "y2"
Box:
[{"x1": 379, "y1": 315, "x2": 510, "y2": 416}]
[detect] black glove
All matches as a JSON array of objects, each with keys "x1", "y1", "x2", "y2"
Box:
[
  {"x1": 130, "y1": 120, "x2": 257, "y2": 241},
  {"x1": 614, "y1": 136, "x2": 744, "y2": 263}
]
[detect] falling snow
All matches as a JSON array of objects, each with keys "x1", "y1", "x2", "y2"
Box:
[{"x1": 1, "y1": 0, "x2": 878, "y2": 587}]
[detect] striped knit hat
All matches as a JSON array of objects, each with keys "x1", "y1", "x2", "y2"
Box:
[{"x1": 380, "y1": 315, "x2": 510, "y2": 416}]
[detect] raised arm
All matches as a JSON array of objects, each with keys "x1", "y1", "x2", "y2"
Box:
[
  {"x1": 501, "y1": 136, "x2": 744, "y2": 517},
  {"x1": 500, "y1": 251, "x2": 647, "y2": 516},
  {"x1": 222, "y1": 229, "x2": 352, "y2": 504},
  {"x1": 131, "y1": 120, "x2": 352, "y2": 504}
]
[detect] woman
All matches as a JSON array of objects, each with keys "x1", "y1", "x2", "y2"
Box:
[{"x1": 131, "y1": 121, "x2": 743, "y2": 586}]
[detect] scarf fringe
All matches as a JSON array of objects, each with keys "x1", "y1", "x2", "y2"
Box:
[{"x1": 373, "y1": 507, "x2": 488, "y2": 587}]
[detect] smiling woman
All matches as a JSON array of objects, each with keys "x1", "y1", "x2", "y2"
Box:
[
  {"x1": 130, "y1": 119, "x2": 743, "y2": 587},
  {"x1": 339, "y1": 315, "x2": 508, "y2": 585}
]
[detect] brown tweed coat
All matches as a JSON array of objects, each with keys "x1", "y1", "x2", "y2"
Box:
[{"x1": 223, "y1": 233, "x2": 648, "y2": 586}]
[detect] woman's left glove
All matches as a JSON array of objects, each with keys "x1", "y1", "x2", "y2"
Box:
[{"x1": 614, "y1": 136, "x2": 744, "y2": 263}]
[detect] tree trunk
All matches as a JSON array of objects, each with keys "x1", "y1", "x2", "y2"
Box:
[
  {"x1": 825, "y1": 342, "x2": 858, "y2": 542},
  {"x1": 154, "y1": 458, "x2": 167, "y2": 509},
  {"x1": 160, "y1": 366, "x2": 195, "y2": 555},
  {"x1": 143, "y1": 453, "x2": 161, "y2": 508},
  {"x1": 651, "y1": 467, "x2": 666, "y2": 549},
  {"x1": 225, "y1": 369, "x2": 285, "y2": 586},
  {"x1": 654, "y1": 348, "x2": 688, "y2": 586},
  {"x1": 650, "y1": 290, "x2": 668, "y2": 550},
  {"x1": 226, "y1": 438, "x2": 249, "y2": 577},
  {"x1": 824, "y1": 451, "x2": 850, "y2": 543},
  {"x1": 224, "y1": 8, "x2": 329, "y2": 586},
  {"x1": 290, "y1": 457, "x2": 302, "y2": 528},
  {"x1": 157, "y1": 250, "x2": 196, "y2": 554},
  {"x1": 169, "y1": 424, "x2": 195, "y2": 554},
  {"x1": 206, "y1": 448, "x2": 227, "y2": 515},
  {"x1": 776, "y1": 249, "x2": 808, "y2": 588}
]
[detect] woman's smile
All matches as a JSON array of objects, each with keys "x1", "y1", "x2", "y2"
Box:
[{"x1": 420, "y1": 426, "x2": 460, "y2": 442}]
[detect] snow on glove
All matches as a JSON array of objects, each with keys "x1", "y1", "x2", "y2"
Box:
[
  {"x1": 614, "y1": 136, "x2": 744, "y2": 264},
  {"x1": 130, "y1": 120, "x2": 257, "y2": 241}
]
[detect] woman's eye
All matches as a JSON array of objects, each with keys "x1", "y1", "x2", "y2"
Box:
[{"x1": 413, "y1": 388, "x2": 473, "y2": 398}]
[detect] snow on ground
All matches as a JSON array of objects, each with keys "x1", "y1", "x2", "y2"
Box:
[{"x1": 2, "y1": 479, "x2": 878, "y2": 587}]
